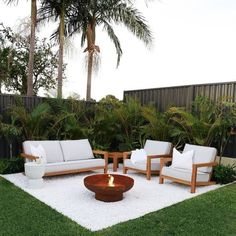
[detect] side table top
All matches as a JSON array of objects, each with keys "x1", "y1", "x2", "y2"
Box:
[{"x1": 25, "y1": 162, "x2": 44, "y2": 167}]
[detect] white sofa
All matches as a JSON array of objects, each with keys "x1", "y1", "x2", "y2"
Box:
[{"x1": 21, "y1": 139, "x2": 108, "y2": 176}]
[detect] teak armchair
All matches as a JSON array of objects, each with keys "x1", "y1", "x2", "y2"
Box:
[
  {"x1": 159, "y1": 144, "x2": 218, "y2": 193},
  {"x1": 123, "y1": 140, "x2": 172, "y2": 180}
]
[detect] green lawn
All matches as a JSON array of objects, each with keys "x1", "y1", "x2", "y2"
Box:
[{"x1": 0, "y1": 177, "x2": 235, "y2": 236}]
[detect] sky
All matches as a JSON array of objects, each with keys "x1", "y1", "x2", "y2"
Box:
[{"x1": 0, "y1": 0, "x2": 236, "y2": 100}]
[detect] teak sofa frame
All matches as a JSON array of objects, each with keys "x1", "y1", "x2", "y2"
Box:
[{"x1": 21, "y1": 150, "x2": 108, "y2": 177}]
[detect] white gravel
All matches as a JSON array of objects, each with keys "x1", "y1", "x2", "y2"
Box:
[{"x1": 3, "y1": 166, "x2": 221, "y2": 231}]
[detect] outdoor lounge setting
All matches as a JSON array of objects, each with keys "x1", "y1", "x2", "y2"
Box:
[{"x1": 1, "y1": 0, "x2": 236, "y2": 235}]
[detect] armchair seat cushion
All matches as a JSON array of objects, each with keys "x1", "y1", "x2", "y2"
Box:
[
  {"x1": 124, "y1": 159, "x2": 160, "y2": 171},
  {"x1": 161, "y1": 166, "x2": 210, "y2": 182},
  {"x1": 45, "y1": 158, "x2": 105, "y2": 174}
]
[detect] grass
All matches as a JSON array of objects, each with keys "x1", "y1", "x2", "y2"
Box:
[{"x1": 0, "y1": 177, "x2": 235, "y2": 236}]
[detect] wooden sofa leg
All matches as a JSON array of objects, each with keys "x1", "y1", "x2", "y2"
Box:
[
  {"x1": 104, "y1": 167, "x2": 108, "y2": 174},
  {"x1": 123, "y1": 167, "x2": 127, "y2": 174},
  {"x1": 146, "y1": 171, "x2": 151, "y2": 180},
  {"x1": 159, "y1": 176, "x2": 164, "y2": 184}
]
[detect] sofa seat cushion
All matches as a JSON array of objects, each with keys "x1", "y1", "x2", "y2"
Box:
[
  {"x1": 45, "y1": 158, "x2": 105, "y2": 174},
  {"x1": 124, "y1": 159, "x2": 160, "y2": 171},
  {"x1": 161, "y1": 166, "x2": 210, "y2": 182},
  {"x1": 60, "y1": 139, "x2": 94, "y2": 161},
  {"x1": 23, "y1": 141, "x2": 64, "y2": 163}
]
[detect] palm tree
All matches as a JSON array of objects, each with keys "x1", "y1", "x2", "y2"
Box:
[
  {"x1": 38, "y1": 0, "x2": 74, "y2": 98},
  {"x1": 67, "y1": 0, "x2": 153, "y2": 100},
  {"x1": 5, "y1": 0, "x2": 37, "y2": 96}
]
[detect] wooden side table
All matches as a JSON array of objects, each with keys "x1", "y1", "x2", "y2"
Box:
[{"x1": 108, "y1": 152, "x2": 124, "y2": 172}]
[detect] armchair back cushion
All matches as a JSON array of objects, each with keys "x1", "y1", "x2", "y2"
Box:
[
  {"x1": 144, "y1": 140, "x2": 172, "y2": 156},
  {"x1": 183, "y1": 144, "x2": 217, "y2": 173},
  {"x1": 60, "y1": 139, "x2": 94, "y2": 161},
  {"x1": 23, "y1": 141, "x2": 64, "y2": 163}
]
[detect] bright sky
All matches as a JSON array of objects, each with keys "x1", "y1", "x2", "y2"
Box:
[{"x1": 1, "y1": 0, "x2": 236, "y2": 100}]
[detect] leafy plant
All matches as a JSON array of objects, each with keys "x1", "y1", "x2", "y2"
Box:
[
  {"x1": 141, "y1": 105, "x2": 171, "y2": 142},
  {"x1": 0, "y1": 157, "x2": 24, "y2": 174},
  {"x1": 115, "y1": 97, "x2": 145, "y2": 151},
  {"x1": 166, "y1": 96, "x2": 236, "y2": 151},
  {"x1": 9, "y1": 102, "x2": 52, "y2": 140},
  {"x1": 212, "y1": 164, "x2": 236, "y2": 184}
]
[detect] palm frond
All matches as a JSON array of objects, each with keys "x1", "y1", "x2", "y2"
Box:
[{"x1": 102, "y1": 20, "x2": 122, "y2": 67}]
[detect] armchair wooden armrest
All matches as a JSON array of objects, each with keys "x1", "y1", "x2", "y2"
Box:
[
  {"x1": 123, "y1": 151, "x2": 132, "y2": 160},
  {"x1": 193, "y1": 162, "x2": 218, "y2": 169},
  {"x1": 160, "y1": 157, "x2": 173, "y2": 172},
  {"x1": 147, "y1": 154, "x2": 172, "y2": 160},
  {"x1": 20, "y1": 153, "x2": 38, "y2": 161}
]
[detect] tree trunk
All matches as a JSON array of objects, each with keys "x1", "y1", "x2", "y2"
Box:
[
  {"x1": 27, "y1": 0, "x2": 37, "y2": 96},
  {"x1": 86, "y1": 23, "x2": 94, "y2": 101},
  {"x1": 57, "y1": 7, "x2": 65, "y2": 99},
  {"x1": 86, "y1": 51, "x2": 93, "y2": 100}
]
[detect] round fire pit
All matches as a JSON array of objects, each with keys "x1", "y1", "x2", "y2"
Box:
[{"x1": 84, "y1": 174, "x2": 134, "y2": 202}]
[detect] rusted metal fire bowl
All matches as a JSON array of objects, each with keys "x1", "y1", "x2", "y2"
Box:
[{"x1": 84, "y1": 174, "x2": 134, "y2": 202}]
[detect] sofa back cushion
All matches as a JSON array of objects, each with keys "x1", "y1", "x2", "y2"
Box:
[
  {"x1": 144, "y1": 140, "x2": 172, "y2": 156},
  {"x1": 60, "y1": 139, "x2": 94, "y2": 162},
  {"x1": 183, "y1": 144, "x2": 217, "y2": 173},
  {"x1": 23, "y1": 141, "x2": 64, "y2": 163}
]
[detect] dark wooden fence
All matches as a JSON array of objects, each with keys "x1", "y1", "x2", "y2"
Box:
[
  {"x1": 124, "y1": 81, "x2": 236, "y2": 158},
  {"x1": 124, "y1": 81, "x2": 236, "y2": 112}
]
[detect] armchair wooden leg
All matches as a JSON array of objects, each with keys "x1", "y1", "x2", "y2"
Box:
[
  {"x1": 123, "y1": 167, "x2": 127, "y2": 174},
  {"x1": 190, "y1": 183, "x2": 196, "y2": 193},
  {"x1": 146, "y1": 168, "x2": 151, "y2": 180},
  {"x1": 191, "y1": 166, "x2": 197, "y2": 193}
]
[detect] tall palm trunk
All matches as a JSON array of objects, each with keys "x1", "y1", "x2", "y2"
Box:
[
  {"x1": 86, "y1": 51, "x2": 93, "y2": 100},
  {"x1": 86, "y1": 23, "x2": 95, "y2": 101},
  {"x1": 57, "y1": 5, "x2": 65, "y2": 99},
  {"x1": 27, "y1": 0, "x2": 37, "y2": 96}
]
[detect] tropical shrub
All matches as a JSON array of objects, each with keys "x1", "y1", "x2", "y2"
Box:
[
  {"x1": 115, "y1": 97, "x2": 145, "y2": 151},
  {"x1": 89, "y1": 95, "x2": 122, "y2": 151},
  {"x1": 141, "y1": 105, "x2": 172, "y2": 142},
  {"x1": 0, "y1": 157, "x2": 24, "y2": 174},
  {"x1": 166, "y1": 96, "x2": 236, "y2": 150},
  {"x1": 9, "y1": 102, "x2": 52, "y2": 140},
  {"x1": 212, "y1": 164, "x2": 236, "y2": 184}
]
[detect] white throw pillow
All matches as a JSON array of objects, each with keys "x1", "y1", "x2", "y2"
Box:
[
  {"x1": 30, "y1": 144, "x2": 47, "y2": 164},
  {"x1": 171, "y1": 148, "x2": 194, "y2": 170},
  {"x1": 130, "y1": 149, "x2": 147, "y2": 164}
]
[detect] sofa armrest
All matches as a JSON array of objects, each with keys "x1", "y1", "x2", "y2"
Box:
[
  {"x1": 93, "y1": 150, "x2": 108, "y2": 156},
  {"x1": 123, "y1": 151, "x2": 132, "y2": 160},
  {"x1": 20, "y1": 153, "x2": 38, "y2": 161}
]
